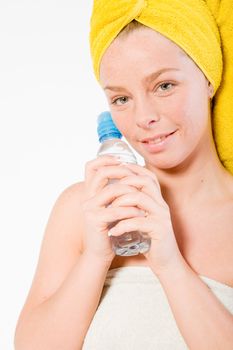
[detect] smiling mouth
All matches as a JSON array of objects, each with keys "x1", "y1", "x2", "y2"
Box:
[
  {"x1": 142, "y1": 131, "x2": 177, "y2": 145},
  {"x1": 146, "y1": 135, "x2": 167, "y2": 144}
]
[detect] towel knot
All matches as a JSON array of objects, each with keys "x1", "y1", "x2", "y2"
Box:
[{"x1": 135, "y1": 0, "x2": 148, "y2": 18}]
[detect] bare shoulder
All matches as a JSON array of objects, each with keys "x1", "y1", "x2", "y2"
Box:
[
  {"x1": 57, "y1": 180, "x2": 86, "y2": 207},
  {"x1": 17, "y1": 181, "x2": 86, "y2": 321},
  {"x1": 46, "y1": 180, "x2": 86, "y2": 251}
]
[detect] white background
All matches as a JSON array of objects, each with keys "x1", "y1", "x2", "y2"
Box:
[
  {"x1": 0, "y1": 1, "x2": 144, "y2": 349},
  {"x1": 0, "y1": 2, "x2": 104, "y2": 348}
]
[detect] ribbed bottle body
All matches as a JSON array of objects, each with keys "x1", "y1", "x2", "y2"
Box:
[{"x1": 97, "y1": 137, "x2": 151, "y2": 256}]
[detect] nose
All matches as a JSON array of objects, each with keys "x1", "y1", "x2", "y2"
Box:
[{"x1": 134, "y1": 97, "x2": 160, "y2": 129}]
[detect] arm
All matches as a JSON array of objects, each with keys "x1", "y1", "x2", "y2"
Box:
[
  {"x1": 14, "y1": 183, "x2": 111, "y2": 350},
  {"x1": 156, "y1": 255, "x2": 233, "y2": 350},
  {"x1": 15, "y1": 157, "x2": 139, "y2": 350},
  {"x1": 15, "y1": 252, "x2": 111, "y2": 350}
]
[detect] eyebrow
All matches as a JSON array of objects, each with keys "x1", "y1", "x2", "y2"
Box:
[{"x1": 103, "y1": 68, "x2": 180, "y2": 91}]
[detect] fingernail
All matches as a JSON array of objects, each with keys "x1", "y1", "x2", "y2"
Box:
[
  {"x1": 116, "y1": 157, "x2": 128, "y2": 165},
  {"x1": 139, "y1": 210, "x2": 146, "y2": 216},
  {"x1": 107, "y1": 156, "x2": 121, "y2": 162},
  {"x1": 108, "y1": 228, "x2": 115, "y2": 236}
]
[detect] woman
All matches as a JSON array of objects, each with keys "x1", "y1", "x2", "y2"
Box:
[{"x1": 15, "y1": 1, "x2": 233, "y2": 349}]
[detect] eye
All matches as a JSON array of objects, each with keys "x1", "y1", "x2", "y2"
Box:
[
  {"x1": 111, "y1": 96, "x2": 129, "y2": 105},
  {"x1": 157, "y1": 82, "x2": 174, "y2": 92}
]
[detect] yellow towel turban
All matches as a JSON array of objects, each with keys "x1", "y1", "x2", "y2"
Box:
[{"x1": 89, "y1": 0, "x2": 233, "y2": 174}]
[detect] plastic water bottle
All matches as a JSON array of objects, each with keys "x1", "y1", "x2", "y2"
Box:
[{"x1": 97, "y1": 111, "x2": 151, "y2": 256}]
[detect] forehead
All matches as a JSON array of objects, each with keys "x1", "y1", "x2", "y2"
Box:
[{"x1": 99, "y1": 26, "x2": 190, "y2": 82}]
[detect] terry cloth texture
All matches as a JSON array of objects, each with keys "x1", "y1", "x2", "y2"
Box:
[
  {"x1": 82, "y1": 266, "x2": 233, "y2": 349},
  {"x1": 89, "y1": 0, "x2": 233, "y2": 174}
]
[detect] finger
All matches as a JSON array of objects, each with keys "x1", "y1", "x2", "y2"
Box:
[
  {"x1": 110, "y1": 191, "x2": 159, "y2": 214},
  {"x1": 107, "y1": 216, "x2": 155, "y2": 237},
  {"x1": 85, "y1": 155, "x2": 121, "y2": 181},
  {"x1": 108, "y1": 215, "x2": 173, "y2": 242},
  {"x1": 83, "y1": 183, "x2": 138, "y2": 210},
  {"x1": 86, "y1": 165, "x2": 138, "y2": 198},
  {"x1": 118, "y1": 174, "x2": 162, "y2": 202},
  {"x1": 119, "y1": 163, "x2": 161, "y2": 190},
  {"x1": 98, "y1": 205, "x2": 146, "y2": 224}
]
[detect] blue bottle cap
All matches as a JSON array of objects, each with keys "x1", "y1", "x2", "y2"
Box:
[{"x1": 97, "y1": 111, "x2": 122, "y2": 143}]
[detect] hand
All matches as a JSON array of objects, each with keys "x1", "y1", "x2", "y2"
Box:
[
  {"x1": 107, "y1": 163, "x2": 182, "y2": 274},
  {"x1": 82, "y1": 156, "x2": 144, "y2": 264}
]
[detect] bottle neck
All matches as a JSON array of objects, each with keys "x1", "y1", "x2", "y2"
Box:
[{"x1": 100, "y1": 134, "x2": 122, "y2": 143}]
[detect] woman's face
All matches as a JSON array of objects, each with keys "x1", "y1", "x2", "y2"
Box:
[{"x1": 99, "y1": 26, "x2": 212, "y2": 170}]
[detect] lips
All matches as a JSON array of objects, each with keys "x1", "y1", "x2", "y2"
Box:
[
  {"x1": 139, "y1": 130, "x2": 177, "y2": 153},
  {"x1": 141, "y1": 131, "x2": 176, "y2": 144},
  {"x1": 146, "y1": 135, "x2": 168, "y2": 144}
]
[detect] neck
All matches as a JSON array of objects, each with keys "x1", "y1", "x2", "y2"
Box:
[{"x1": 146, "y1": 138, "x2": 232, "y2": 212}]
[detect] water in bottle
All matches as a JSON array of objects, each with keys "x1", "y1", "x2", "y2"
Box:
[{"x1": 97, "y1": 111, "x2": 151, "y2": 256}]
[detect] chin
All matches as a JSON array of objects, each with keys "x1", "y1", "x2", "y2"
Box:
[{"x1": 144, "y1": 154, "x2": 188, "y2": 171}]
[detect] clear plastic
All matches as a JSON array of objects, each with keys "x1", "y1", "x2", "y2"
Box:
[{"x1": 97, "y1": 138, "x2": 151, "y2": 256}]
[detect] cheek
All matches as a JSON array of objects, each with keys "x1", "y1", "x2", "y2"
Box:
[
  {"x1": 188, "y1": 96, "x2": 209, "y2": 130},
  {"x1": 173, "y1": 89, "x2": 207, "y2": 128},
  {"x1": 166, "y1": 96, "x2": 188, "y2": 126},
  {"x1": 111, "y1": 113, "x2": 130, "y2": 136}
]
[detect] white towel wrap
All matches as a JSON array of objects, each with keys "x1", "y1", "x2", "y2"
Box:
[{"x1": 82, "y1": 266, "x2": 233, "y2": 350}]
